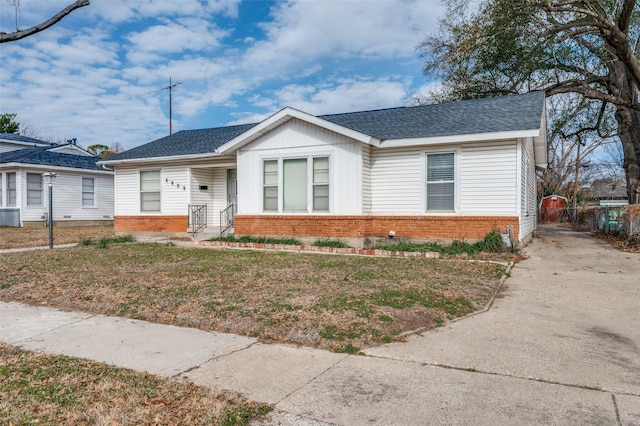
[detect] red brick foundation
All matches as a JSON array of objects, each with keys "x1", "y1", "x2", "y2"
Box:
[
  {"x1": 114, "y1": 216, "x2": 188, "y2": 233},
  {"x1": 234, "y1": 215, "x2": 520, "y2": 241}
]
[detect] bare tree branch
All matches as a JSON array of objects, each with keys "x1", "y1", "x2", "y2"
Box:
[{"x1": 0, "y1": 0, "x2": 90, "y2": 43}]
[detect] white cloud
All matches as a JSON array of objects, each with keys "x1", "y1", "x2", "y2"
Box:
[
  {"x1": 88, "y1": 0, "x2": 241, "y2": 23},
  {"x1": 126, "y1": 18, "x2": 227, "y2": 54},
  {"x1": 0, "y1": 0, "x2": 444, "y2": 150},
  {"x1": 227, "y1": 76, "x2": 411, "y2": 125}
]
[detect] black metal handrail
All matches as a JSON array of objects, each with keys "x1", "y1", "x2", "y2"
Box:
[
  {"x1": 220, "y1": 203, "x2": 236, "y2": 236},
  {"x1": 189, "y1": 204, "x2": 207, "y2": 236}
]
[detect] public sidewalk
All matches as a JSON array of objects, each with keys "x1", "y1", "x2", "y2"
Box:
[{"x1": 1, "y1": 225, "x2": 639, "y2": 425}]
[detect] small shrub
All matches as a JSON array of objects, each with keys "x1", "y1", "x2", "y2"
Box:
[
  {"x1": 79, "y1": 238, "x2": 94, "y2": 246},
  {"x1": 91, "y1": 235, "x2": 136, "y2": 249},
  {"x1": 209, "y1": 235, "x2": 303, "y2": 245},
  {"x1": 375, "y1": 229, "x2": 511, "y2": 255},
  {"x1": 97, "y1": 237, "x2": 111, "y2": 249},
  {"x1": 312, "y1": 238, "x2": 350, "y2": 248}
]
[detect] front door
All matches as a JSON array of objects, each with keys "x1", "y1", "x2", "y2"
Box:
[
  {"x1": 227, "y1": 169, "x2": 237, "y2": 206},
  {"x1": 227, "y1": 169, "x2": 237, "y2": 220}
]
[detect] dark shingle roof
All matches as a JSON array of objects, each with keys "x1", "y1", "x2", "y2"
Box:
[
  {"x1": 0, "y1": 132, "x2": 56, "y2": 146},
  {"x1": 106, "y1": 92, "x2": 545, "y2": 162},
  {"x1": 107, "y1": 124, "x2": 256, "y2": 162},
  {"x1": 0, "y1": 146, "x2": 105, "y2": 171},
  {"x1": 319, "y1": 91, "x2": 545, "y2": 140}
]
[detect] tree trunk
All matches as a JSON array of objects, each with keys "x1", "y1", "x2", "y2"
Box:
[
  {"x1": 616, "y1": 106, "x2": 640, "y2": 204},
  {"x1": 610, "y1": 61, "x2": 640, "y2": 204}
]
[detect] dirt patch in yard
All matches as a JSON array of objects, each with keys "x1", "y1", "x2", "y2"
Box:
[
  {"x1": 0, "y1": 225, "x2": 115, "y2": 249},
  {"x1": 0, "y1": 242, "x2": 507, "y2": 352}
]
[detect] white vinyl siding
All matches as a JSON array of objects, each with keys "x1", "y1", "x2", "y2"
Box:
[
  {"x1": 362, "y1": 144, "x2": 371, "y2": 214},
  {"x1": 26, "y1": 173, "x2": 43, "y2": 206},
  {"x1": 426, "y1": 153, "x2": 455, "y2": 211},
  {"x1": 519, "y1": 137, "x2": 537, "y2": 239},
  {"x1": 116, "y1": 165, "x2": 190, "y2": 216},
  {"x1": 0, "y1": 174, "x2": 2, "y2": 206},
  {"x1": 82, "y1": 177, "x2": 95, "y2": 207},
  {"x1": 239, "y1": 118, "x2": 361, "y2": 215},
  {"x1": 162, "y1": 166, "x2": 190, "y2": 214},
  {"x1": 114, "y1": 167, "x2": 139, "y2": 215},
  {"x1": 14, "y1": 170, "x2": 114, "y2": 223},
  {"x1": 140, "y1": 170, "x2": 161, "y2": 212},
  {"x1": 370, "y1": 141, "x2": 518, "y2": 216},
  {"x1": 370, "y1": 147, "x2": 423, "y2": 214},
  {"x1": 459, "y1": 141, "x2": 517, "y2": 214}
]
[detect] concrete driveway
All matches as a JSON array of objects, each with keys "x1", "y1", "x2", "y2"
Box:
[
  {"x1": 359, "y1": 225, "x2": 640, "y2": 424},
  {"x1": 194, "y1": 225, "x2": 640, "y2": 425},
  {"x1": 2, "y1": 225, "x2": 639, "y2": 425}
]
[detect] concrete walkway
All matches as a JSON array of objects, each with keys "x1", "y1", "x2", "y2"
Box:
[{"x1": 1, "y1": 225, "x2": 639, "y2": 425}]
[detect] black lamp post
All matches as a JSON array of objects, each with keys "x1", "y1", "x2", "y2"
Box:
[{"x1": 42, "y1": 171, "x2": 57, "y2": 249}]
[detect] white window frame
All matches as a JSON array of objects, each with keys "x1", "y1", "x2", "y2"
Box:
[
  {"x1": 6, "y1": 172, "x2": 16, "y2": 207},
  {"x1": 424, "y1": 149, "x2": 459, "y2": 213},
  {"x1": 263, "y1": 160, "x2": 278, "y2": 212},
  {"x1": 261, "y1": 155, "x2": 331, "y2": 213},
  {"x1": 26, "y1": 172, "x2": 43, "y2": 207},
  {"x1": 139, "y1": 169, "x2": 162, "y2": 213},
  {"x1": 81, "y1": 176, "x2": 96, "y2": 208}
]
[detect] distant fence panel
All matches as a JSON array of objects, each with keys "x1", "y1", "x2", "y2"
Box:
[{"x1": 575, "y1": 205, "x2": 640, "y2": 237}]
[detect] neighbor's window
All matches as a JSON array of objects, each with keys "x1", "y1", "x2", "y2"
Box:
[
  {"x1": 26, "y1": 173, "x2": 43, "y2": 206},
  {"x1": 6, "y1": 172, "x2": 16, "y2": 207},
  {"x1": 283, "y1": 158, "x2": 307, "y2": 211},
  {"x1": 426, "y1": 153, "x2": 455, "y2": 211},
  {"x1": 312, "y1": 157, "x2": 329, "y2": 211},
  {"x1": 263, "y1": 160, "x2": 278, "y2": 211},
  {"x1": 82, "y1": 177, "x2": 95, "y2": 207},
  {"x1": 140, "y1": 170, "x2": 161, "y2": 212}
]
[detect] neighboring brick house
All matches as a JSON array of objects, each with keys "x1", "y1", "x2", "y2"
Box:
[
  {"x1": 0, "y1": 133, "x2": 114, "y2": 227},
  {"x1": 100, "y1": 92, "x2": 547, "y2": 246}
]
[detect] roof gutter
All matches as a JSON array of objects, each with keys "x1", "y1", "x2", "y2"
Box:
[
  {"x1": 98, "y1": 151, "x2": 226, "y2": 166},
  {"x1": 379, "y1": 128, "x2": 542, "y2": 148},
  {"x1": 0, "y1": 162, "x2": 113, "y2": 174}
]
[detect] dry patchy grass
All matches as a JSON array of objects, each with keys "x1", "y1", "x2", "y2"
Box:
[
  {"x1": 0, "y1": 343, "x2": 271, "y2": 425},
  {"x1": 0, "y1": 225, "x2": 115, "y2": 249},
  {"x1": 0, "y1": 242, "x2": 506, "y2": 352}
]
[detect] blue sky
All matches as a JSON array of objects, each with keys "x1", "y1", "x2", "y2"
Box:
[{"x1": 0, "y1": 0, "x2": 444, "y2": 150}]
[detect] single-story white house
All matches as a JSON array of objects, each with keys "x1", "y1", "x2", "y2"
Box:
[
  {"x1": 0, "y1": 133, "x2": 114, "y2": 227},
  {"x1": 99, "y1": 92, "x2": 547, "y2": 246}
]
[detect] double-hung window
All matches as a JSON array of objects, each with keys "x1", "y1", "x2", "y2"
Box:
[
  {"x1": 26, "y1": 173, "x2": 43, "y2": 206},
  {"x1": 82, "y1": 177, "x2": 95, "y2": 207},
  {"x1": 426, "y1": 153, "x2": 455, "y2": 212},
  {"x1": 140, "y1": 170, "x2": 161, "y2": 212},
  {"x1": 6, "y1": 173, "x2": 16, "y2": 206},
  {"x1": 263, "y1": 156, "x2": 330, "y2": 212},
  {"x1": 263, "y1": 160, "x2": 278, "y2": 211},
  {"x1": 312, "y1": 157, "x2": 329, "y2": 211}
]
